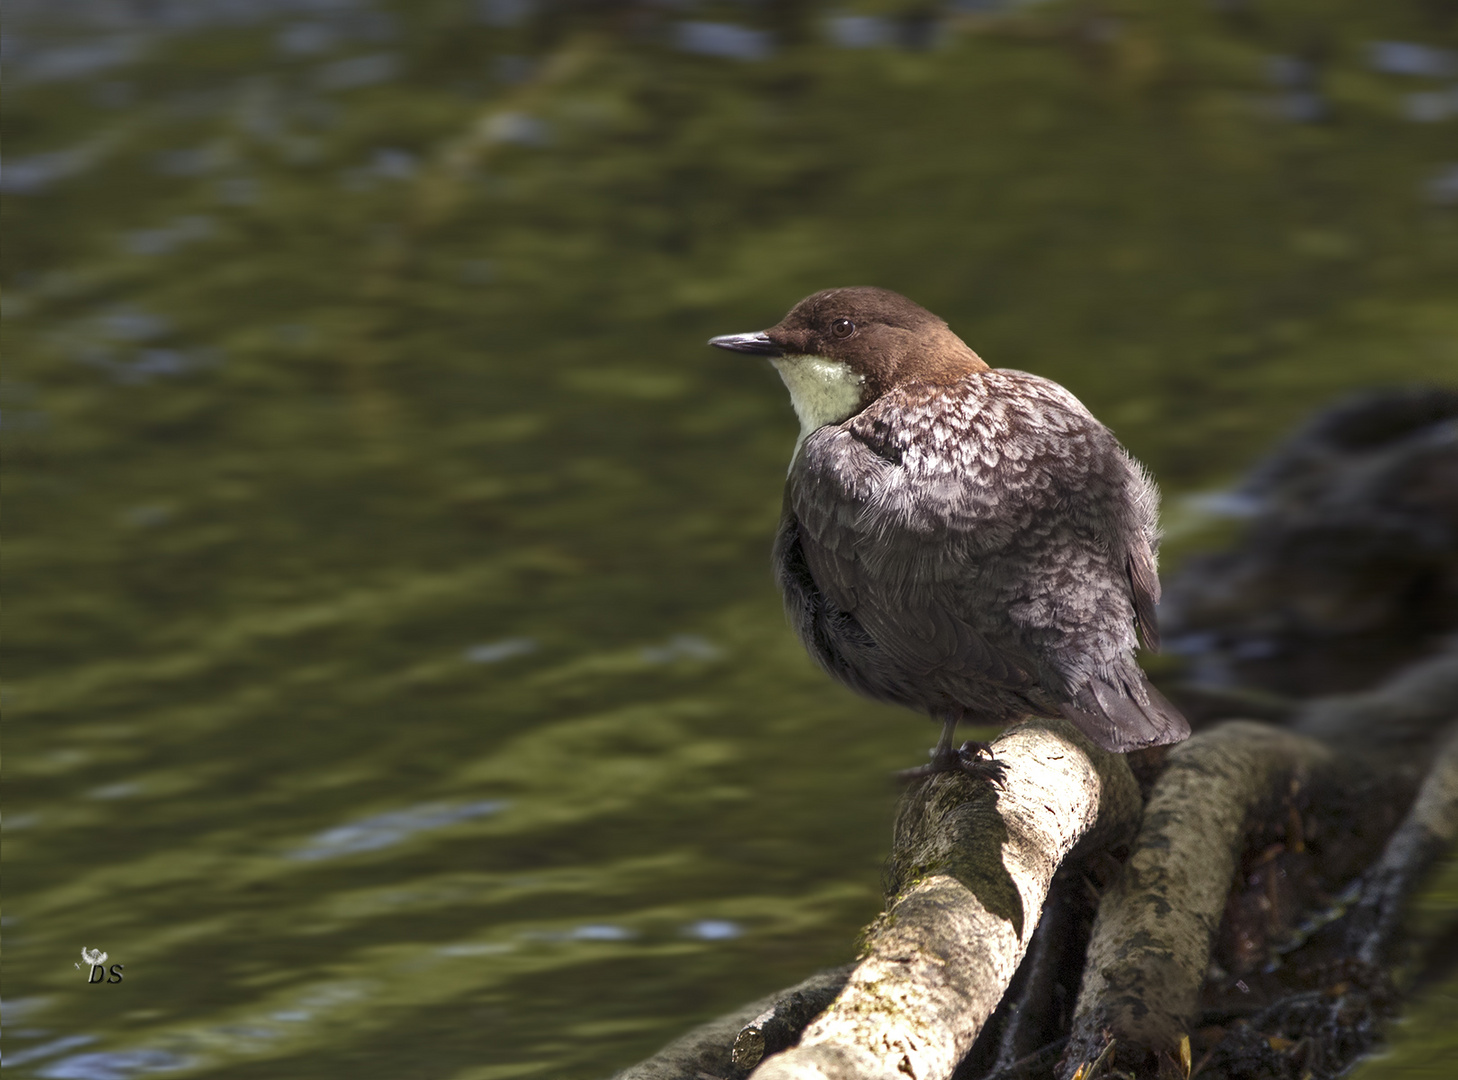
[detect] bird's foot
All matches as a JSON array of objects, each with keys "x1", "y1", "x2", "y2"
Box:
[
  {"x1": 897, "y1": 740, "x2": 1006, "y2": 788},
  {"x1": 955, "y1": 740, "x2": 1008, "y2": 788}
]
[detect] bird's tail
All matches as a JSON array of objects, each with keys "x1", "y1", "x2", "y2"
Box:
[{"x1": 1059, "y1": 673, "x2": 1191, "y2": 753}]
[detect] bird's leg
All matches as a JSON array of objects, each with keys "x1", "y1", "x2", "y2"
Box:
[
  {"x1": 897, "y1": 708, "x2": 1006, "y2": 786},
  {"x1": 931, "y1": 712, "x2": 961, "y2": 769}
]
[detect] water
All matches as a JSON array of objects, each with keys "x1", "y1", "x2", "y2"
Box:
[{"x1": 6, "y1": 2, "x2": 1457, "y2": 1077}]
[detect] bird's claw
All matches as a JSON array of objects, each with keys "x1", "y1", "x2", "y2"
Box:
[
  {"x1": 896, "y1": 740, "x2": 1006, "y2": 788},
  {"x1": 956, "y1": 740, "x2": 1007, "y2": 788}
]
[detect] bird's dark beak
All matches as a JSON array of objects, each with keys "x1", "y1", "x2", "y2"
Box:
[{"x1": 708, "y1": 331, "x2": 783, "y2": 357}]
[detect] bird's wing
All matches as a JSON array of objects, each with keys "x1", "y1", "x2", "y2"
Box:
[
  {"x1": 789, "y1": 372, "x2": 1157, "y2": 706},
  {"x1": 1122, "y1": 455, "x2": 1163, "y2": 653},
  {"x1": 1127, "y1": 533, "x2": 1161, "y2": 653}
]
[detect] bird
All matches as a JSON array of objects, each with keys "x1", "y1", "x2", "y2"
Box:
[{"x1": 709, "y1": 287, "x2": 1190, "y2": 772}]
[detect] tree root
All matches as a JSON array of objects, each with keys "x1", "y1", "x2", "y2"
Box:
[
  {"x1": 1059, "y1": 722, "x2": 1337, "y2": 1079},
  {"x1": 1346, "y1": 720, "x2": 1458, "y2": 967},
  {"x1": 1295, "y1": 635, "x2": 1458, "y2": 753},
  {"x1": 751, "y1": 719, "x2": 1141, "y2": 1080},
  {"x1": 732, "y1": 967, "x2": 862, "y2": 1073}
]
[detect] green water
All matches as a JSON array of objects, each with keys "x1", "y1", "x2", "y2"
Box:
[{"x1": 6, "y1": 2, "x2": 1457, "y2": 1077}]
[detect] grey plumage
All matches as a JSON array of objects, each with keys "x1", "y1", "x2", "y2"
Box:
[{"x1": 713, "y1": 287, "x2": 1189, "y2": 755}]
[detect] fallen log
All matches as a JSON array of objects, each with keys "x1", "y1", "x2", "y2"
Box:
[{"x1": 751, "y1": 718, "x2": 1141, "y2": 1080}]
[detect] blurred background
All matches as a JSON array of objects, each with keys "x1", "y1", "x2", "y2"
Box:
[{"x1": 5, "y1": 1, "x2": 1457, "y2": 1077}]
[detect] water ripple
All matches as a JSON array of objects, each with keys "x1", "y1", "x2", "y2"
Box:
[{"x1": 287, "y1": 800, "x2": 509, "y2": 861}]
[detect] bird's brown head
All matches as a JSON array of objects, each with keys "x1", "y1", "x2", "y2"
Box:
[{"x1": 709, "y1": 287, "x2": 987, "y2": 442}]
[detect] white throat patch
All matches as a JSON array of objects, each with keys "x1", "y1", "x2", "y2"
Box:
[{"x1": 771, "y1": 354, "x2": 866, "y2": 453}]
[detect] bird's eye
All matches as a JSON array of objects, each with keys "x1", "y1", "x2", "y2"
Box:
[{"x1": 831, "y1": 318, "x2": 855, "y2": 339}]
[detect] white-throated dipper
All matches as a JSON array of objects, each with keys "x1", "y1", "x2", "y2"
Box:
[{"x1": 710, "y1": 287, "x2": 1190, "y2": 772}]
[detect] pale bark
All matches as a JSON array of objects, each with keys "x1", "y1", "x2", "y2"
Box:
[
  {"x1": 750, "y1": 719, "x2": 1141, "y2": 1080},
  {"x1": 1061, "y1": 722, "x2": 1336, "y2": 1077}
]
